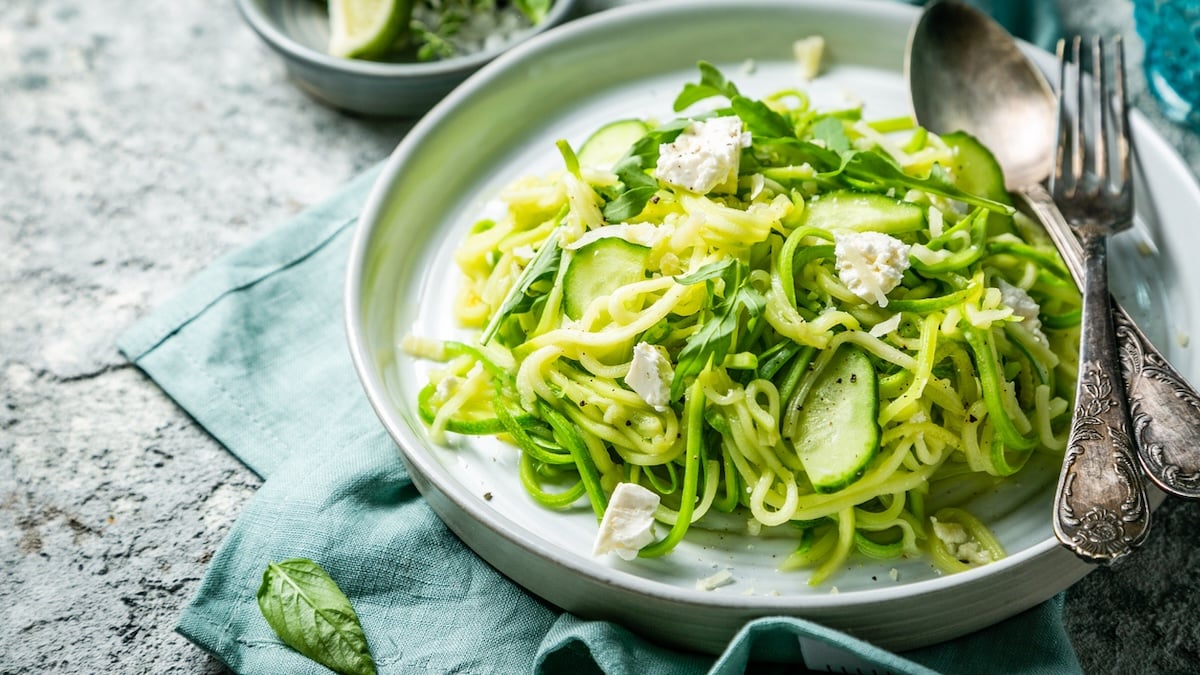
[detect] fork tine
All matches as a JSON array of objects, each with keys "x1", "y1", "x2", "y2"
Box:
[
  {"x1": 1093, "y1": 36, "x2": 1108, "y2": 186},
  {"x1": 1052, "y1": 36, "x2": 1085, "y2": 197},
  {"x1": 1053, "y1": 38, "x2": 1070, "y2": 194},
  {"x1": 1112, "y1": 35, "x2": 1132, "y2": 193},
  {"x1": 1070, "y1": 36, "x2": 1084, "y2": 189}
]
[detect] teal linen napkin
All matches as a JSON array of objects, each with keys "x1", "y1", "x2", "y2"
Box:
[{"x1": 118, "y1": 4, "x2": 1078, "y2": 673}]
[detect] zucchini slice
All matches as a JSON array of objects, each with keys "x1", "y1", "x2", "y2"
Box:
[
  {"x1": 562, "y1": 237, "x2": 650, "y2": 320},
  {"x1": 800, "y1": 190, "x2": 926, "y2": 235},
  {"x1": 792, "y1": 345, "x2": 881, "y2": 493},
  {"x1": 577, "y1": 119, "x2": 651, "y2": 170},
  {"x1": 941, "y1": 131, "x2": 1014, "y2": 235}
]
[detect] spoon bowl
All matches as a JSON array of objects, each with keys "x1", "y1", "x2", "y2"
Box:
[{"x1": 906, "y1": 0, "x2": 1056, "y2": 189}]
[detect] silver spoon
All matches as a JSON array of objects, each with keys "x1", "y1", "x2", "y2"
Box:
[{"x1": 905, "y1": 1, "x2": 1200, "y2": 552}]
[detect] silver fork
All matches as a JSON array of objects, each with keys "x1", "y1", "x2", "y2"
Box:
[{"x1": 1050, "y1": 35, "x2": 1151, "y2": 564}]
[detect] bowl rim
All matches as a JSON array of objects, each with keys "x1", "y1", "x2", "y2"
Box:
[{"x1": 235, "y1": 0, "x2": 579, "y2": 77}]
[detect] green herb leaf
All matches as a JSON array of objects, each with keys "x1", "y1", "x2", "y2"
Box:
[
  {"x1": 257, "y1": 558, "x2": 376, "y2": 675},
  {"x1": 844, "y1": 152, "x2": 1013, "y2": 213},
  {"x1": 730, "y1": 96, "x2": 794, "y2": 139},
  {"x1": 674, "y1": 259, "x2": 735, "y2": 286},
  {"x1": 673, "y1": 61, "x2": 741, "y2": 111},
  {"x1": 481, "y1": 226, "x2": 563, "y2": 344},
  {"x1": 514, "y1": 0, "x2": 551, "y2": 24},
  {"x1": 810, "y1": 116, "x2": 851, "y2": 154},
  {"x1": 602, "y1": 124, "x2": 686, "y2": 221},
  {"x1": 671, "y1": 261, "x2": 765, "y2": 399}
]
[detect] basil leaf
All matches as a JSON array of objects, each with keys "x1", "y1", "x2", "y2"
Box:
[{"x1": 257, "y1": 558, "x2": 376, "y2": 675}]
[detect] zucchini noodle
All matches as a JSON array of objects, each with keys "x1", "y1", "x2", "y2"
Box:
[{"x1": 404, "y1": 63, "x2": 1081, "y2": 584}]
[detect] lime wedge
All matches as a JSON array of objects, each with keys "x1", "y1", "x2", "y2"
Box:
[{"x1": 327, "y1": 0, "x2": 410, "y2": 59}]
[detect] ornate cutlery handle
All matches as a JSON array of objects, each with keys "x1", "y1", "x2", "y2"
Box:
[
  {"x1": 1056, "y1": 225, "x2": 1150, "y2": 562},
  {"x1": 1021, "y1": 185, "x2": 1200, "y2": 501}
]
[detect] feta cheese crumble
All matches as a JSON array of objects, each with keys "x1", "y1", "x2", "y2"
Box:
[
  {"x1": 695, "y1": 568, "x2": 735, "y2": 591},
  {"x1": 793, "y1": 36, "x2": 825, "y2": 81},
  {"x1": 624, "y1": 342, "x2": 674, "y2": 412},
  {"x1": 834, "y1": 231, "x2": 911, "y2": 307},
  {"x1": 869, "y1": 313, "x2": 903, "y2": 338},
  {"x1": 592, "y1": 482, "x2": 660, "y2": 560},
  {"x1": 655, "y1": 116, "x2": 750, "y2": 195},
  {"x1": 931, "y1": 517, "x2": 993, "y2": 566},
  {"x1": 997, "y1": 279, "x2": 1047, "y2": 344}
]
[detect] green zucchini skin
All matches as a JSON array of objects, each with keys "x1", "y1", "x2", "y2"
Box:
[
  {"x1": 562, "y1": 237, "x2": 650, "y2": 320},
  {"x1": 577, "y1": 119, "x2": 651, "y2": 170},
  {"x1": 792, "y1": 345, "x2": 881, "y2": 493},
  {"x1": 941, "y1": 131, "x2": 1014, "y2": 235},
  {"x1": 800, "y1": 190, "x2": 926, "y2": 235}
]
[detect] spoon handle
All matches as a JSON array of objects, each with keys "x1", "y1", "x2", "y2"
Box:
[
  {"x1": 1059, "y1": 224, "x2": 1150, "y2": 562},
  {"x1": 1020, "y1": 185, "x2": 1200, "y2": 500}
]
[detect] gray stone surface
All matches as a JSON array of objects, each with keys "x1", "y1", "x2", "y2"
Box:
[{"x1": 1, "y1": 1, "x2": 1198, "y2": 673}]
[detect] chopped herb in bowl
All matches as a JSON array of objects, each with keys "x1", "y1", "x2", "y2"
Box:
[{"x1": 328, "y1": 0, "x2": 555, "y2": 62}]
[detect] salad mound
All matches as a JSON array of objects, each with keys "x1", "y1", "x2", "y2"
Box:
[{"x1": 404, "y1": 62, "x2": 1081, "y2": 584}]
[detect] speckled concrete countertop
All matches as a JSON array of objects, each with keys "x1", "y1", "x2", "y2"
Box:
[{"x1": 3, "y1": 1, "x2": 1199, "y2": 672}]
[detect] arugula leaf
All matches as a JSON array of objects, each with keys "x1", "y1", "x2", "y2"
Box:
[
  {"x1": 810, "y1": 116, "x2": 851, "y2": 154},
  {"x1": 481, "y1": 226, "x2": 563, "y2": 344},
  {"x1": 674, "y1": 259, "x2": 735, "y2": 286},
  {"x1": 844, "y1": 152, "x2": 1013, "y2": 213},
  {"x1": 671, "y1": 261, "x2": 765, "y2": 400},
  {"x1": 754, "y1": 137, "x2": 844, "y2": 174},
  {"x1": 602, "y1": 124, "x2": 687, "y2": 222},
  {"x1": 730, "y1": 96, "x2": 794, "y2": 139},
  {"x1": 257, "y1": 558, "x2": 376, "y2": 675},
  {"x1": 673, "y1": 61, "x2": 741, "y2": 111}
]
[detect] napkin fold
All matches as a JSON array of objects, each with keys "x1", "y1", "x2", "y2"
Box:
[{"x1": 118, "y1": 3, "x2": 1079, "y2": 673}]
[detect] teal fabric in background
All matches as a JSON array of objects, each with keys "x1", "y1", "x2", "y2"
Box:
[{"x1": 118, "y1": 2, "x2": 1077, "y2": 673}]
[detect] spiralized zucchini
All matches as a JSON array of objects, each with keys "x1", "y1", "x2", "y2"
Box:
[{"x1": 405, "y1": 63, "x2": 1080, "y2": 585}]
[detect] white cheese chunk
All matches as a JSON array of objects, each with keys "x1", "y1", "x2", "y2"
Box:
[
  {"x1": 869, "y1": 313, "x2": 902, "y2": 338},
  {"x1": 655, "y1": 116, "x2": 749, "y2": 195},
  {"x1": 624, "y1": 342, "x2": 674, "y2": 412},
  {"x1": 931, "y1": 517, "x2": 993, "y2": 566},
  {"x1": 592, "y1": 482, "x2": 660, "y2": 561},
  {"x1": 834, "y1": 231, "x2": 911, "y2": 307},
  {"x1": 695, "y1": 568, "x2": 735, "y2": 591},
  {"x1": 435, "y1": 375, "x2": 461, "y2": 400},
  {"x1": 793, "y1": 35, "x2": 826, "y2": 81},
  {"x1": 997, "y1": 279, "x2": 1047, "y2": 344}
]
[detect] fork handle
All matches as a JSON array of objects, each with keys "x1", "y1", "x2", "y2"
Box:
[
  {"x1": 1059, "y1": 229, "x2": 1151, "y2": 563},
  {"x1": 1021, "y1": 186, "x2": 1200, "y2": 501}
]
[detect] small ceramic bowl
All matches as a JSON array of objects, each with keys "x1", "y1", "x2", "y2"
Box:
[{"x1": 236, "y1": 0, "x2": 580, "y2": 117}]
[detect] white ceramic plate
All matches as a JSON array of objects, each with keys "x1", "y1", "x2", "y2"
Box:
[{"x1": 346, "y1": 0, "x2": 1200, "y2": 653}]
